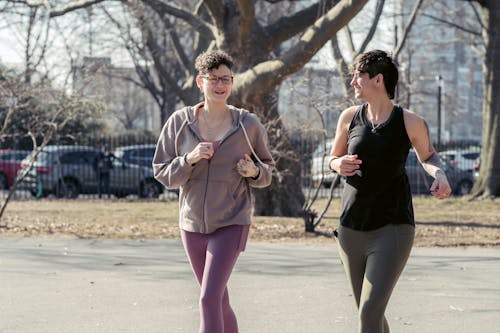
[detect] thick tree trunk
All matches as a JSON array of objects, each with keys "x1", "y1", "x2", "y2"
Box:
[
  {"x1": 244, "y1": 91, "x2": 305, "y2": 217},
  {"x1": 160, "y1": 90, "x2": 179, "y2": 126},
  {"x1": 471, "y1": 1, "x2": 500, "y2": 197}
]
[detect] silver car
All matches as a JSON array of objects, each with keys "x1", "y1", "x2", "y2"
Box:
[{"x1": 17, "y1": 145, "x2": 163, "y2": 198}]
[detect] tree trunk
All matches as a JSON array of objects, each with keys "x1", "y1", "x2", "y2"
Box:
[
  {"x1": 471, "y1": 1, "x2": 500, "y2": 197},
  {"x1": 245, "y1": 91, "x2": 305, "y2": 217}
]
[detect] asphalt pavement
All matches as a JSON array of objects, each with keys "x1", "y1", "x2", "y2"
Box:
[{"x1": 1, "y1": 237, "x2": 499, "y2": 333}]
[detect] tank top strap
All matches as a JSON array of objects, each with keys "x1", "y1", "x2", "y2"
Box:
[{"x1": 348, "y1": 104, "x2": 367, "y2": 131}]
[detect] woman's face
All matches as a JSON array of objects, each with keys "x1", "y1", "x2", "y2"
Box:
[
  {"x1": 350, "y1": 69, "x2": 380, "y2": 100},
  {"x1": 197, "y1": 65, "x2": 233, "y2": 103},
  {"x1": 350, "y1": 70, "x2": 370, "y2": 99}
]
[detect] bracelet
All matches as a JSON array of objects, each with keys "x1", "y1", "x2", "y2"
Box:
[
  {"x1": 251, "y1": 166, "x2": 260, "y2": 180},
  {"x1": 328, "y1": 157, "x2": 339, "y2": 173},
  {"x1": 183, "y1": 154, "x2": 195, "y2": 166}
]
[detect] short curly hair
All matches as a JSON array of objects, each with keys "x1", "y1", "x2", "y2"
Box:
[
  {"x1": 194, "y1": 50, "x2": 234, "y2": 74},
  {"x1": 351, "y1": 50, "x2": 399, "y2": 99}
]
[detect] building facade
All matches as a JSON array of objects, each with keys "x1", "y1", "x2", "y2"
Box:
[
  {"x1": 72, "y1": 56, "x2": 161, "y2": 134},
  {"x1": 394, "y1": 0, "x2": 482, "y2": 143}
]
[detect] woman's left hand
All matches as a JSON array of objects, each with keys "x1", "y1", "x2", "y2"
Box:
[
  {"x1": 430, "y1": 170, "x2": 452, "y2": 199},
  {"x1": 237, "y1": 154, "x2": 259, "y2": 178}
]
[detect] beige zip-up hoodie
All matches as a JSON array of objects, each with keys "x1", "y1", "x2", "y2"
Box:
[{"x1": 153, "y1": 103, "x2": 275, "y2": 234}]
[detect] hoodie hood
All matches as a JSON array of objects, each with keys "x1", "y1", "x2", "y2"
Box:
[{"x1": 184, "y1": 102, "x2": 250, "y2": 126}]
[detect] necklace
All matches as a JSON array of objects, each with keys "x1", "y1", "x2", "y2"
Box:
[
  {"x1": 367, "y1": 105, "x2": 394, "y2": 133},
  {"x1": 370, "y1": 119, "x2": 382, "y2": 133}
]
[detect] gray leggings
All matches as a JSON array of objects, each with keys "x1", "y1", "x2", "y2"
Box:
[{"x1": 336, "y1": 224, "x2": 415, "y2": 333}]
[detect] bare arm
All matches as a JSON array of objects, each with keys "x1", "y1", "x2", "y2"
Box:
[
  {"x1": 328, "y1": 106, "x2": 362, "y2": 176},
  {"x1": 404, "y1": 110, "x2": 451, "y2": 199}
]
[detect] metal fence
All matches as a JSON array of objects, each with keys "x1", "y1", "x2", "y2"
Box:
[{"x1": 0, "y1": 135, "x2": 481, "y2": 201}]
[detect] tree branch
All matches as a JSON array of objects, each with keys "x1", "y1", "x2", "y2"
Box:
[
  {"x1": 142, "y1": 0, "x2": 215, "y2": 40},
  {"x1": 356, "y1": 0, "x2": 385, "y2": 56},
  {"x1": 330, "y1": 35, "x2": 350, "y2": 97},
  {"x1": 13, "y1": 0, "x2": 108, "y2": 17},
  {"x1": 420, "y1": 12, "x2": 482, "y2": 37},
  {"x1": 236, "y1": 0, "x2": 369, "y2": 100},
  {"x1": 237, "y1": 0, "x2": 254, "y2": 45},
  {"x1": 343, "y1": 25, "x2": 356, "y2": 55},
  {"x1": 136, "y1": 13, "x2": 189, "y2": 102},
  {"x1": 393, "y1": 0, "x2": 424, "y2": 59},
  {"x1": 192, "y1": 0, "x2": 213, "y2": 56},
  {"x1": 203, "y1": 0, "x2": 225, "y2": 24},
  {"x1": 467, "y1": 0, "x2": 487, "y2": 31},
  {"x1": 166, "y1": 22, "x2": 191, "y2": 77},
  {"x1": 264, "y1": 2, "x2": 327, "y2": 51}
]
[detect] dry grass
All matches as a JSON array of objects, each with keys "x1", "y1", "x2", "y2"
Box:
[{"x1": 0, "y1": 196, "x2": 499, "y2": 247}]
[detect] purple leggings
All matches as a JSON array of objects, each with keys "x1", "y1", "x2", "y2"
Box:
[{"x1": 181, "y1": 224, "x2": 249, "y2": 333}]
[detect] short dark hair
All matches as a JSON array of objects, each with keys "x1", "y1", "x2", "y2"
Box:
[
  {"x1": 351, "y1": 50, "x2": 398, "y2": 99},
  {"x1": 195, "y1": 50, "x2": 234, "y2": 74}
]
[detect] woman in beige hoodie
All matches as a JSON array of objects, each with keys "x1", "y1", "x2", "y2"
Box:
[{"x1": 153, "y1": 50, "x2": 274, "y2": 333}]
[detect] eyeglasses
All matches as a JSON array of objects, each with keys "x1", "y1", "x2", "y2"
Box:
[{"x1": 201, "y1": 75, "x2": 233, "y2": 85}]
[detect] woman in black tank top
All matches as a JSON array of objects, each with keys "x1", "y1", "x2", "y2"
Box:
[{"x1": 329, "y1": 50, "x2": 452, "y2": 332}]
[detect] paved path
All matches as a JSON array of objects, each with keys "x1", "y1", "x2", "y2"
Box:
[{"x1": 1, "y1": 238, "x2": 499, "y2": 332}]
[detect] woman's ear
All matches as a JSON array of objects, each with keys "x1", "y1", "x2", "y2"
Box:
[{"x1": 195, "y1": 75, "x2": 204, "y2": 91}]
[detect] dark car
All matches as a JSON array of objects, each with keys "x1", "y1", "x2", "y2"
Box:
[
  {"x1": 405, "y1": 150, "x2": 474, "y2": 196},
  {"x1": 113, "y1": 144, "x2": 179, "y2": 197},
  {"x1": 17, "y1": 145, "x2": 164, "y2": 199},
  {"x1": 113, "y1": 144, "x2": 156, "y2": 167},
  {"x1": 0, "y1": 149, "x2": 31, "y2": 190}
]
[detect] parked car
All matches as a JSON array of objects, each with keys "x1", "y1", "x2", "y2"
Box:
[
  {"x1": 310, "y1": 139, "x2": 335, "y2": 188},
  {"x1": 17, "y1": 145, "x2": 164, "y2": 199},
  {"x1": 439, "y1": 148, "x2": 480, "y2": 172},
  {"x1": 406, "y1": 150, "x2": 474, "y2": 195},
  {"x1": 0, "y1": 149, "x2": 31, "y2": 190},
  {"x1": 473, "y1": 157, "x2": 480, "y2": 182},
  {"x1": 113, "y1": 144, "x2": 179, "y2": 196},
  {"x1": 113, "y1": 144, "x2": 156, "y2": 167}
]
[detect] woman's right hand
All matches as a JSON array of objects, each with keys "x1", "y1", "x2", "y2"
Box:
[
  {"x1": 185, "y1": 142, "x2": 214, "y2": 164},
  {"x1": 331, "y1": 154, "x2": 362, "y2": 177}
]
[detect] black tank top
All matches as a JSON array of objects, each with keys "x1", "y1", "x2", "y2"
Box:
[{"x1": 340, "y1": 104, "x2": 414, "y2": 231}]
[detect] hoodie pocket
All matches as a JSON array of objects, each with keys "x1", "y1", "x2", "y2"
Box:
[
  {"x1": 206, "y1": 180, "x2": 238, "y2": 221},
  {"x1": 180, "y1": 179, "x2": 205, "y2": 223}
]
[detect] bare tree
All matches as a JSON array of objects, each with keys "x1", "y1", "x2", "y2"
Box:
[
  {"x1": 467, "y1": 0, "x2": 500, "y2": 198},
  {"x1": 100, "y1": 2, "x2": 187, "y2": 128},
  {"x1": 0, "y1": 3, "x2": 53, "y2": 85},
  {"x1": 0, "y1": 68, "x2": 105, "y2": 223}
]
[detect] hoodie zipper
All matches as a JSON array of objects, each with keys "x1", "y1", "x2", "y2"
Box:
[{"x1": 201, "y1": 157, "x2": 212, "y2": 233}]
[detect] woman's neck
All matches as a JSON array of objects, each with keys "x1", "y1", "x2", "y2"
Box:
[
  {"x1": 366, "y1": 99, "x2": 394, "y2": 123},
  {"x1": 203, "y1": 101, "x2": 227, "y2": 117},
  {"x1": 199, "y1": 101, "x2": 232, "y2": 141}
]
